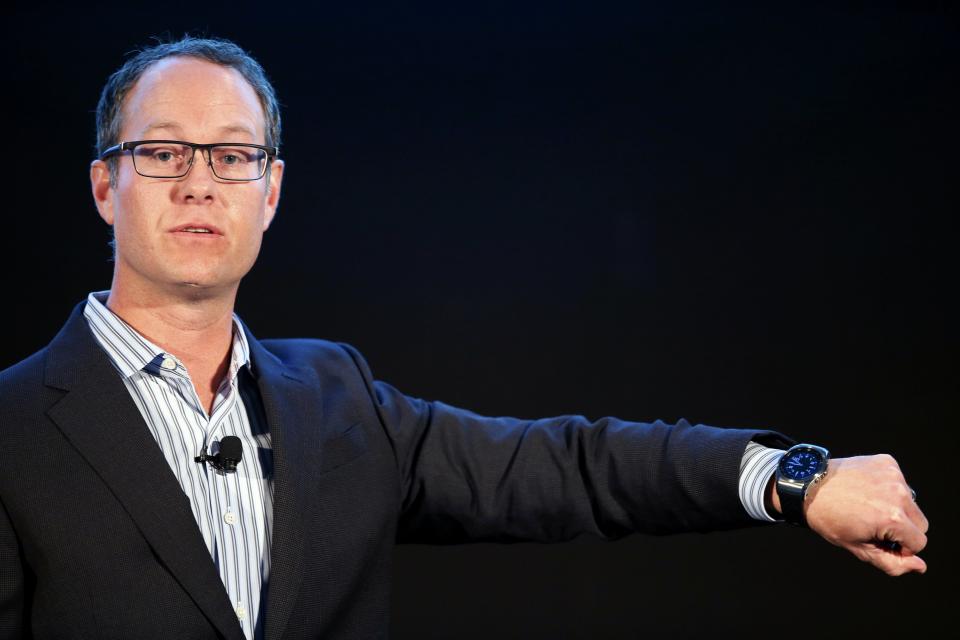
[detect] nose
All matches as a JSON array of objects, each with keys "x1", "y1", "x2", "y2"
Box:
[{"x1": 175, "y1": 148, "x2": 217, "y2": 202}]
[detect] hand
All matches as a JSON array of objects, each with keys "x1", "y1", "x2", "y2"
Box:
[{"x1": 803, "y1": 455, "x2": 929, "y2": 576}]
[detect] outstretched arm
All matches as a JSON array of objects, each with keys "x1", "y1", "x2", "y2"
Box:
[{"x1": 765, "y1": 454, "x2": 929, "y2": 576}]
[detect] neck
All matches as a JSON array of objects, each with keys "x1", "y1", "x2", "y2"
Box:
[{"x1": 105, "y1": 275, "x2": 240, "y2": 415}]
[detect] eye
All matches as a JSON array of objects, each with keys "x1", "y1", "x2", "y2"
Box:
[
  {"x1": 136, "y1": 145, "x2": 184, "y2": 163},
  {"x1": 214, "y1": 147, "x2": 255, "y2": 165}
]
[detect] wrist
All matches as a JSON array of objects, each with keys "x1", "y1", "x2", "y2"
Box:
[{"x1": 765, "y1": 472, "x2": 782, "y2": 516}]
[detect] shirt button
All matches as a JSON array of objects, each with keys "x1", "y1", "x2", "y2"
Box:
[
  {"x1": 235, "y1": 603, "x2": 247, "y2": 620},
  {"x1": 161, "y1": 356, "x2": 177, "y2": 370},
  {"x1": 224, "y1": 511, "x2": 237, "y2": 525}
]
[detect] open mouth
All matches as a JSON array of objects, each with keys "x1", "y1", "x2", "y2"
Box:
[{"x1": 171, "y1": 223, "x2": 223, "y2": 236}]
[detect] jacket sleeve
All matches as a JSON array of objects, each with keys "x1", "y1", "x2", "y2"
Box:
[
  {"x1": 0, "y1": 497, "x2": 24, "y2": 640},
  {"x1": 338, "y1": 343, "x2": 793, "y2": 544}
]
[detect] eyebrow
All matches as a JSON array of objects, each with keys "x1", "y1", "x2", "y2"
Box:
[{"x1": 140, "y1": 122, "x2": 260, "y2": 141}]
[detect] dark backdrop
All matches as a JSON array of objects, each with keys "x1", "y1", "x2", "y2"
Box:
[{"x1": 5, "y1": 1, "x2": 956, "y2": 637}]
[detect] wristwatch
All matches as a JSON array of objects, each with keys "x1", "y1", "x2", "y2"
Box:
[{"x1": 775, "y1": 443, "x2": 830, "y2": 527}]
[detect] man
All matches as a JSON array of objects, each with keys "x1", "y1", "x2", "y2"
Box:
[{"x1": 0, "y1": 37, "x2": 929, "y2": 639}]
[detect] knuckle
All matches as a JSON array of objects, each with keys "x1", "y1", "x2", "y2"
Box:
[
  {"x1": 879, "y1": 453, "x2": 899, "y2": 469},
  {"x1": 885, "y1": 508, "x2": 905, "y2": 527},
  {"x1": 876, "y1": 555, "x2": 900, "y2": 575},
  {"x1": 894, "y1": 483, "x2": 913, "y2": 502}
]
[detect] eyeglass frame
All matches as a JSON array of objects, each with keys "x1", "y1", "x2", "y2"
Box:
[{"x1": 98, "y1": 139, "x2": 280, "y2": 181}]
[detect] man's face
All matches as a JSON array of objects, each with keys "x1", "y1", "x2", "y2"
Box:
[{"x1": 90, "y1": 56, "x2": 284, "y2": 299}]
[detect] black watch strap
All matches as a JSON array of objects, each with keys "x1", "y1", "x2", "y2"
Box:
[{"x1": 777, "y1": 479, "x2": 807, "y2": 526}]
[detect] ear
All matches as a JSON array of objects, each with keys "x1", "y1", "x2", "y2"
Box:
[
  {"x1": 262, "y1": 158, "x2": 284, "y2": 231},
  {"x1": 90, "y1": 159, "x2": 115, "y2": 225}
]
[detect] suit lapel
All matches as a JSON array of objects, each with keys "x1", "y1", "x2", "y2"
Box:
[
  {"x1": 244, "y1": 332, "x2": 316, "y2": 640},
  {"x1": 44, "y1": 303, "x2": 245, "y2": 640}
]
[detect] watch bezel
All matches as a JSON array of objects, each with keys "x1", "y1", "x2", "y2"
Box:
[
  {"x1": 775, "y1": 443, "x2": 830, "y2": 526},
  {"x1": 777, "y1": 444, "x2": 829, "y2": 484}
]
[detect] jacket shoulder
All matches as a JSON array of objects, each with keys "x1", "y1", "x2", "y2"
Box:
[
  {"x1": 257, "y1": 337, "x2": 371, "y2": 378},
  {"x1": 0, "y1": 347, "x2": 49, "y2": 397},
  {"x1": 0, "y1": 347, "x2": 65, "y2": 437}
]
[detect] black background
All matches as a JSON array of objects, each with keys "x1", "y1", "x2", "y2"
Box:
[{"x1": 5, "y1": 1, "x2": 957, "y2": 637}]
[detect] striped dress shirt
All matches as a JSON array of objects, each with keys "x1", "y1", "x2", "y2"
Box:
[
  {"x1": 83, "y1": 291, "x2": 273, "y2": 640},
  {"x1": 740, "y1": 441, "x2": 785, "y2": 522}
]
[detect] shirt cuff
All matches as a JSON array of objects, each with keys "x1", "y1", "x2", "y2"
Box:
[{"x1": 738, "y1": 441, "x2": 785, "y2": 522}]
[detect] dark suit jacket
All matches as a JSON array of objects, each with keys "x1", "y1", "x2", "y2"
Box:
[{"x1": 0, "y1": 302, "x2": 791, "y2": 639}]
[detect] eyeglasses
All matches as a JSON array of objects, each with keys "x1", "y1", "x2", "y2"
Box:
[{"x1": 99, "y1": 140, "x2": 279, "y2": 181}]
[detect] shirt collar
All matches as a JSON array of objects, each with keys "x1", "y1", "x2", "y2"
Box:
[{"x1": 83, "y1": 290, "x2": 252, "y2": 380}]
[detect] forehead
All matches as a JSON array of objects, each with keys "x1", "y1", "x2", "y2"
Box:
[{"x1": 120, "y1": 56, "x2": 266, "y2": 142}]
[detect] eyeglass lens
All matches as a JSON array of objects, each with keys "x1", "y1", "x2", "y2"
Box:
[{"x1": 131, "y1": 143, "x2": 267, "y2": 180}]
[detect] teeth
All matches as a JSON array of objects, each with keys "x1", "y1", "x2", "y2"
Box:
[{"x1": 182, "y1": 227, "x2": 212, "y2": 233}]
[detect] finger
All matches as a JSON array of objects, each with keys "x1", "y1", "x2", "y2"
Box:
[
  {"x1": 903, "y1": 492, "x2": 929, "y2": 534},
  {"x1": 862, "y1": 544, "x2": 927, "y2": 576},
  {"x1": 885, "y1": 513, "x2": 928, "y2": 555}
]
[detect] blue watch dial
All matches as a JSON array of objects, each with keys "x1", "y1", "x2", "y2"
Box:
[{"x1": 780, "y1": 450, "x2": 823, "y2": 480}]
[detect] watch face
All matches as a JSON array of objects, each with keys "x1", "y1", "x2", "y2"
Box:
[{"x1": 780, "y1": 449, "x2": 824, "y2": 481}]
